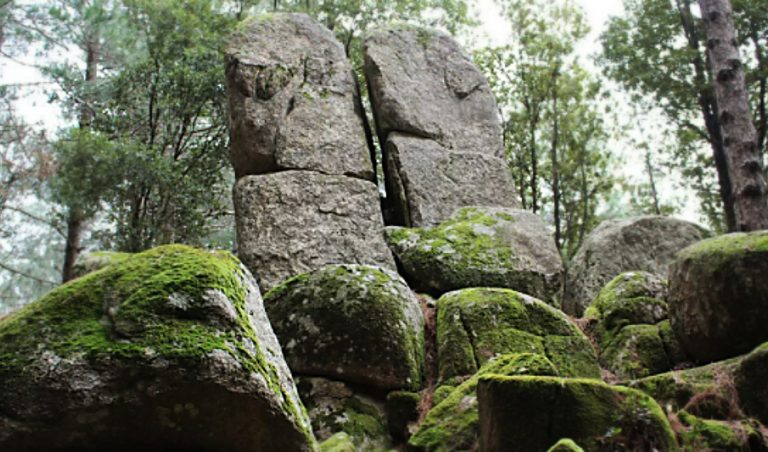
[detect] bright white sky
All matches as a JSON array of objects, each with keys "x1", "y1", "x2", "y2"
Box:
[{"x1": 1, "y1": 0, "x2": 703, "y2": 225}]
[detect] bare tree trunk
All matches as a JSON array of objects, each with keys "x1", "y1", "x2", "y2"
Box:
[
  {"x1": 550, "y1": 66, "x2": 561, "y2": 251},
  {"x1": 699, "y1": 0, "x2": 768, "y2": 231},
  {"x1": 645, "y1": 151, "x2": 661, "y2": 215},
  {"x1": 62, "y1": 37, "x2": 99, "y2": 282}
]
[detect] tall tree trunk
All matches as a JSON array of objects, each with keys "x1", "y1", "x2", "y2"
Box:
[
  {"x1": 676, "y1": 0, "x2": 737, "y2": 231},
  {"x1": 645, "y1": 151, "x2": 661, "y2": 215},
  {"x1": 699, "y1": 0, "x2": 768, "y2": 231},
  {"x1": 550, "y1": 67, "x2": 561, "y2": 251},
  {"x1": 61, "y1": 37, "x2": 99, "y2": 282}
]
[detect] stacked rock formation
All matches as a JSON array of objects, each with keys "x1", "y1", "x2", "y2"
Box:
[{"x1": 226, "y1": 14, "x2": 395, "y2": 291}]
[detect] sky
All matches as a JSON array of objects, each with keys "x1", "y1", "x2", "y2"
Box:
[{"x1": 1, "y1": 0, "x2": 703, "y2": 225}]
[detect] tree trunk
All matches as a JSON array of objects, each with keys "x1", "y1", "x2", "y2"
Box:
[
  {"x1": 645, "y1": 151, "x2": 661, "y2": 215},
  {"x1": 699, "y1": 0, "x2": 768, "y2": 231},
  {"x1": 61, "y1": 212, "x2": 83, "y2": 282},
  {"x1": 550, "y1": 66, "x2": 561, "y2": 251}
]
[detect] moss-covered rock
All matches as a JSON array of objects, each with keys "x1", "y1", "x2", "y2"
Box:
[
  {"x1": 409, "y1": 353, "x2": 558, "y2": 452},
  {"x1": 736, "y1": 342, "x2": 768, "y2": 424},
  {"x1": 265, "y1": 264, "x2": 424, "y2": 390},
  {"x1": 72, "y1": 250, "x2": 132, "y2": 279},
  {"x1": 477, "y1": 376, "x2": 679, "y2": 451},
  {"x1": 435, "y1": 288, "x2": 599, "y2": 384},
  {"x1": 432, "y1": 385, "x2": 456, "y2": 406},
  {"x1": 320, "y1": 432, "x2": 357, "y2": 452},
  {"x1": 0, "y1": 245, "x2": 315, "y2": 451},
  {"x1": 585, "y1": 271, "x2": 668, "y2": 328},
  {"x1": 677, "y1": 411, "x2": 768, "y2": 451},
  {"x1": 297, "y1": 377, "x2": 391, "y2": 451},
  {"x1": 547, "y1": 438, "x2": 585, "y2": 452},
  {"x1": 669, "y1": 231, "x2": 768, "y2": 362},
  {"x1": 385, "y1": 391, "x2": 420, "y2": 442},
  {"x1": 601, "y1": 324, "x2": 672, "y2": 380},
  {"x1": 385, "y1": 207, "x2": 563, "y2": 302}
]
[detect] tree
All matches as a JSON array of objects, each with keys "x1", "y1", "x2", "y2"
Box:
[
  {"x1": 699, "y1": 0, "x2": 768, "y2": 230},
  {"x1": 601, "y1": 0, "x2": 768, "y2": 231}
]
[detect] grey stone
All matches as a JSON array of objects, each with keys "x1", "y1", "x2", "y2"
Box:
[
  {"x1": 0, "y1": 245, "x2": 315, "y2": 452},
  {"x1": 383, "y1": 134, "x2": 519, "y2": 227},
  {"x1": 234, "y1": 170, "x2": 396, "y2": 291},
  {"x1": 264, "y1": 264, "x2": 424, "y2": 391},
  {"x1": 385, "y1": 207, "x2": 563, "y2": 302},
  {"x1": 562, "y1": 216, "x2": 708, "y2": 317},
  {"x1": 226, "y1": 13, "x2": 373, "y2": 180}
]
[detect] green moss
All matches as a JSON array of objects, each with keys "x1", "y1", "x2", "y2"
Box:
[
  {"x1": 409, "y1": 354, "x2": 558, "y2": 452},
  {"x1": 0, "y1": 245, "x2": 312, "y2": 441},
  {"x1": 436, "y1": 288, "x2": 599, "y2": 383},
  {"x1": 319, "y1": 432, "x2": 356, "y2": 452},
  {"x1": 432, "y1": 385, "x2": 457, "y2": 406},
  {"x1": 678, "y1": 411, "x2": 742, "y2": 450},
  {"x1": 736, "y1": 341, "x2": 768, "y2": 424},
  {"x1": 547, "y1": 438, "x2": 585, "y2": 451},
  {"x1": 676, "y1": 231, "x2": 768, "y2": 269},
  {"x1": 601, "y1": 324, "x2": 671, "y2": 380}
]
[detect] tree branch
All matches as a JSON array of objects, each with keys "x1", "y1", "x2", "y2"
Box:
[{"x1": 0, "y1": 260, "x2": 57, "y2": 285}]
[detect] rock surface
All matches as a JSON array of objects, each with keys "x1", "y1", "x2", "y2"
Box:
[
  {"x1": 234, "y1": 171, "x2": 395, "y2": 291},
  {"x1": 669, "y1": 231, "x2": 768, "y2": 363},
  {"x1": 382, "y1": 134, "x2": 519, "y2": 227},
  {"x1": 436, "y1": 288, "x2": 600, "y2": 385},
  {"x1": 562, "y1": 216, "x2": 708, "y2": 316},
  {"x1": 477, "y1": 376, "x2": 678, "y2": 451},
  {"x1": 386, "y1": 207, "x2": 563, "y2": 302},
  {"x1": 264, "y1": 264, "x2": 424, "y2": 390},
  {"x1": 0, "y1": 245, "x2": 315, "y2": 452},
  {"x1": 226, "y1": 13, "x2": 373, "y2": 180},
  {"x1": 72, "y1": 250, "x2": 132, "y2": 279},
  {"x1": 736, "y1": 341, "x2": 768, "y2": 424},
  {"x1": 363, "y1": 26, "x2": 519, "y2": 227}
]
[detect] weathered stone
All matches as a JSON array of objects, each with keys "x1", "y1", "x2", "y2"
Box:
[
  {"x1": 264, "y1": 265, "x2": 424, "y2": 390},
  {"x1": 386, "y1": 207, "x2": 563, "y2": 302},
  {"x1": 562, "y1": 216, "x2": 708, "y2": 316},
  {"x1": 409, "y1": 353, "x2": 558, "y2": 452},
  {"x1": 72, "y1": 251, "x2": 132, "y2": 279},
  {"x1": 0, "y1": 245, "x2": 315, "y2": 452},
  {"x1": 385, "y1": 391, "x2": 420, "y2": 443},
  {"x1": 226, "y1": 13, "x2": 373, "y2": 180},
  {"x1": 435, "y1": 288, "x2": 600, "y2": 385},
  {"x1": 669, "y1": 231, "x2": 768, "y2": 363},
  {"x1": 363, "y1": 26, "x2": 519, "y2": 227},
  {"x1": 296, "y1": 377, "x2": 391, "y2": 450},
  {"x1": 382, "y1": 134, "x2": 519, "y2": 227},
  {"x1": 585, "y1": 271, "x2": 668, "y2": 327},
  {"x1": 601, "y1": 324, "x2": 671, "y2": 380},
  {"x1": 234, "y1": 171, "x2": 395, "y2": 291},
  {"x1": 736, "y1": 342, "x2": 768, "y2": 424},
  {"x1": 477, "y1": 376, "x2": 678, "y2": 451}
]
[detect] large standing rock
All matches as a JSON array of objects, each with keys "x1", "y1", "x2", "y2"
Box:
[
  {"x1": 477, "y1": 376, "x2": 679, "y2": 451},
  {"x1": 363, "y1": 26, "x2": 519, "y2": 227},
  {"x1": 436, "y1": 288, "x2": 600, "y2": 385},
  {"x1": 264, "y1": 264, "x2": 424, "y2": 390},
  {"x1": 226, "y1": 13, "x2": 373, "y2": 180},
  {"x1": 669, "y1": 232, "x2": 768, "y2": 362},
  {"x1": 234, "y1": 171, "x2": 396, "y2": 291},
  {"x1": 562, "y1": 216, "x2": 708, "y2": 316},
  {"x1": 0, "y1": 245, "x2": 315, "y2": 452},
  {"x1": 386, "y1": 207, "x2": 563, "y2": 302}
]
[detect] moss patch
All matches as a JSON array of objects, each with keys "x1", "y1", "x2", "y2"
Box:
[{"x1": 547, "y1": 438, "x2": 585, "y2": 451}]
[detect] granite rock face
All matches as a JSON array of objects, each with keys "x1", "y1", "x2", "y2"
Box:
[
  {"x1": 364, "y1": 26, "x2": 519, "y2": 227},
  {"x1": 0, "y1": 245, "x2": 315, "y2": 452},
  {"x1": 234, "y1": 171, "x2": 395, "y2": 291},
  {"x1": 669, "y1": 232, "x2": 768, "y2": 362},
  {"x1": 386, "y1": 207, "x2": 563, "y2": 302},
  {"x1": 562, "y1": 216, "x2": 708, "y2": 316},
  {"x1": 226, "y1": 13, "x2": 373, "y2": 180}
]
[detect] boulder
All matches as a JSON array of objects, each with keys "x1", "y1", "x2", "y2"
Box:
[
  {"x1": 562, "y1": 216, "x2": 708, "y2": 316},
  {"x1": 264, "y1": 264, "x2": 424, "y2": 390},
  {"x1": 386, "y1": 207, "x2": 563, "y2": 302},
  {"x1": 585, "y1": 271, "x2": 668, "y2": 328},
  {"x1": 72, "y1": 251, "x2": 132, "y2": 279},
  {"x1": 600, "y1": 324, "x2": 672, "y2": 380},
  {"x1": 382, "y1": 134, "x2": 519, "y2": 227},
  {"x1": 0, "y1": 245, "x2": 315, "y2": 452},
  {"x1": 669, "y1": 231, "x2": 768, "y2": 362},
  {"x1": 677, "y1": 411, "x2": 768, "y2": 451},
  {"x1": 435, "y1": 288, "x2": 600, "y2": 385},
  {"x1": 296, "y1": 377, "x2": 391, "y2": 450},
  {"x1": 736, "y1": 342, "x2": 768, "y2": 424},
  {"x1": 477, "y1": 376, "x2": 678, "y2": 451},
  {"x1": 234, "y1": 171, "x2": 395, "y2": 291},
  {"x1": 226, "y1": 13, "x2": 373, "y2": 180},
  {"x1": 547, "y1": 439, "x2": 585, "y2": 452},
  {"x1": 385, "y1": 391, "x2": 421, "y2": 442},
  {"x1": 409, "y1": 353, "x2": 558, "y2": 452},
  {"x1": 363, "y1": 26, "x2": 519, "y2": 227}
]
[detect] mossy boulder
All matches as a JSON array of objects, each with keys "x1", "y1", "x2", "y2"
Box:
[
  {"x1": 736, "y1": 342, "x2": 768, "y2": 424},
  {"x1": 477, "y1": 376, "x2": 679, "y2": 451},
  {"x1": 385, "y1": 207, "x2": 563, "y2": 302},
  {"x1": 0, "y1": 245, "x2": 315, "y2": 452},
  {"x1": 72, "y1": 250, "x2": 132, "y2": 278},
  {"x1": 435, "y1": 288, "x2": 600, "y2": 384},
  {"x1": 385, "y1": 391, "x2": 421, "y2": 442},
  {"x1": 585, "y1": 271, "x2": 668, "y2": 328},
  {"x1": 601, "y1": 324, "x2": 672, "y2": 380},
  {"x1": 297, "y1": 377, "x2": 391, "y2": 451},
  {"x1": 669, "y1": 231, "x2": 768, "y2": 362},
  {"x1": 409, "y1": 353, "x2": 558, "y2": 452},
  {"x1": 264, "y1": 264, "x2": 424, "y2": 390},
  {"x1": 320, "y1": 432, "x2": 357, "y2": 452},
  {"x1": 677, "y1": 411, "x2": 768, "y2": 451},
  {"x1": 547, "y1": 439, "x2": 585, "y2": 452},
  {"x1": 562, "y1": 216, "x2": 708, "y2": 316}
]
